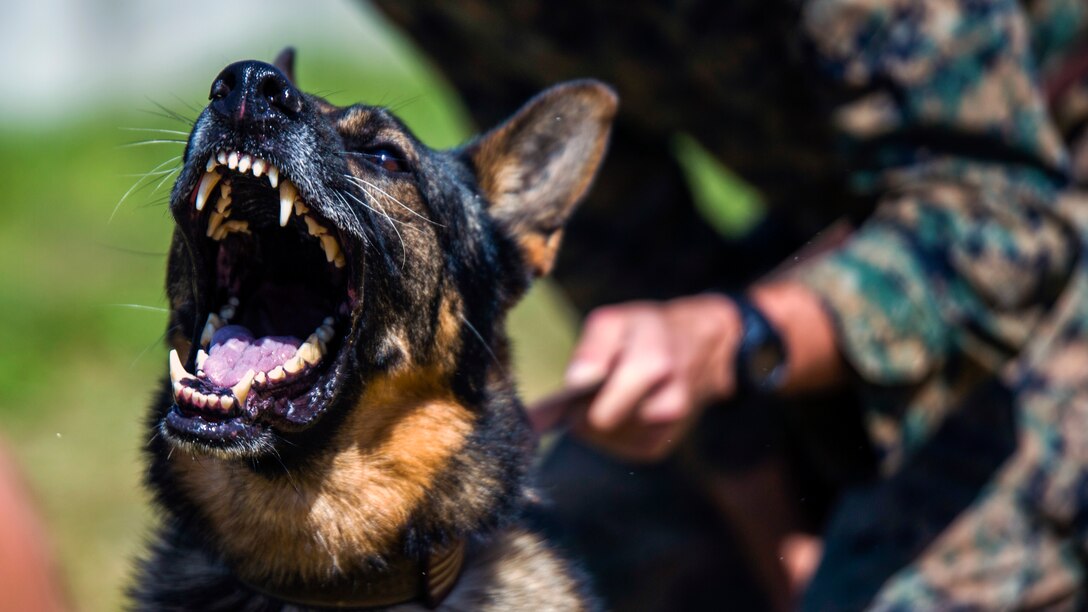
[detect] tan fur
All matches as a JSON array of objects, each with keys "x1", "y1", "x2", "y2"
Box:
[
  {"x1": 470, "y1": 82, "x2": 616, "y2": 277},
  {"x1": 171, "y1": 367, "x2": 475, "y2": 585},
  {"x1": 517, "y1": 230, "x2": 565, "y2": 277}
]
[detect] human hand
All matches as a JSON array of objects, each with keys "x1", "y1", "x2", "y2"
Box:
[{"x1": 528, "y1": 294, "x2": 742, "y2": 462}]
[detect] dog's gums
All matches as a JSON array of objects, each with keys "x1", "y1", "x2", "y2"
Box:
[{"x1": 165, "y1": 146, "x2": 356, "y2": 446}]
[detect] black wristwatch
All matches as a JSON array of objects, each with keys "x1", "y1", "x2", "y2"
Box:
[{"x1": 729, "y1": 293, "x2": 788, "y2": 396}]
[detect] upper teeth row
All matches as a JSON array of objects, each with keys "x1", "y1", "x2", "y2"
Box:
[
  {"x1": 196, "y1": 153, "x2": 346, "y2": 268},
  {"x1": 209, "y1": 150, "x2": 280, "y2": 187}
]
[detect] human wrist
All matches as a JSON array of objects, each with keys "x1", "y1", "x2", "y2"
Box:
[{"x1": 748, "y1": 282, "x2": 843, "y2": 394}]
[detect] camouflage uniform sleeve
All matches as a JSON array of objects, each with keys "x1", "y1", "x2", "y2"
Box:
[{"x1": 790, "y1": 0, "x2": 1076, "y2": 386}]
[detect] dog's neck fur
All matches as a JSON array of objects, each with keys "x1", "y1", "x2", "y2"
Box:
[{"x1": 170, "y1": 365, "x2": 494, "y2": 585}]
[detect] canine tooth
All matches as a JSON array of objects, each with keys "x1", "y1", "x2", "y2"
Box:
[
  {"x1": 232, "y1": 370, "x2": 256, "y2": 407},
  {"x1": 252, "y1": 158, "x2": 266, "y2": 177},
  {"x1": 268, "y1": 366, "x2": 285, "y2": 382},
  {"x1": 217, "y1": 150, "x2": 227, "y2": 165},
  {"x1": 304, "y1": 216, "x2": 326, "y2": 236},
  {"x1": 220, "y1": 396, "x2": 234, "y2": 411},
  {"x1": 227, "y1": 151, "x2": 239, "y2": 170},
  {"x1": 319, "y1": 234, "x2": 341, "y2": 263},
  {"x1": 169, "y1": 349, "x2": 194, "y2": 385},
  {"x1": 284, "y1": 356, "x2": 303, "y2": 374},
  {"x1": 195, "y1": 171, "x2": 221, "y2": 211},
  {"x1": 238, "y1": 154, "x2": 252, "y2": 174},
  {"x1": 267, "y1": 165, "x2": 279, "y2": 188},
  {"x1": 294, "y1": 199, "x2": 309, "y2": 215},
  {"x1": 279, "y1": 181, "x2": 297, "y2": 227},
  {"x1": 206, "y1": 156, "x2": 217, "y2": 172}
]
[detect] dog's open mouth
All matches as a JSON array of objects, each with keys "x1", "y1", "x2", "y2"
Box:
[{"x1": 165, "y1": 149, "x2": 357, "y2": 447}]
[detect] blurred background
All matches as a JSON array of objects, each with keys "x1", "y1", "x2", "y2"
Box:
[{"x1": 0, "y1": 2, "x2": 754, "y2": 609}]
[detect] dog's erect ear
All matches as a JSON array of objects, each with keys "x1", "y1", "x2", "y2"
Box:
[
  {"x1": 273, "y1": 47, "x2": 296, "y2": 83},
  {"x1": 466, "y1": 80, "x2": 617, "y2": 277}
]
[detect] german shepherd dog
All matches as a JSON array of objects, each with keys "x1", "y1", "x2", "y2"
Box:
[{"x1": 130, "y1": 49, "x2": 616, "y2": 610}]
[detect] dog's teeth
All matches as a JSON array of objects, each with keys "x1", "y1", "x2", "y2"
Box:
[
  {"x1": 206, "y1": 156, "x2": 218, "y2": 172},
  {"x1": 169, "y1": 349, "x2": 196, "y2": 390},
  {"x1": 323, "y1": 317, "x2": 335, "y2": 326},
  {"x1": 304, "y1": 216, "x2": 326, "y2": 237},
  {"x1": 315, "y1": 324, "x2": 334, "y2": 344},
  {"x1": 216, "y1": 220, "x2": 250, "y2": 240},
  {"x1": 279, "y1": 181, "x2": 297, "y2": 227},
  {"x1": 298, "y1": 336, "x2": 323, "y2": 364},
  {"x1": 195, "y1": 349, "x2": 209, "y2": 370},
  {"x1": 216, "y1": 183, "x2": 232, "y2": 214},
  {"x1": 200, "y1": 313, "x2": 224, "y2": 347},
  {"x1": 227, "y1": 151, "x2": 239, "y2": 170},
  {"x1": 220, "y1": 396, "x2": 234, "y2": 411},
  {"x1": 283, "y1": 356, "x2": 303, "y2": 375},
  {"x1": 267, "y1": 165, "x2": 279, "y2": 188},
  {"x1": 219, "y1": 304, "x2": 235, "y2": 321},
  {"x1": 216, "y1": 150, "x2": 227, "y2": 165},
  {"x1": 294, "y1": 199, "x2": 309, "y2": 216},
  {"x1": 252, "y1": 158, "x2": 266, "y2": 177},
  {"x1": 333, "y1": 254, "x2": 346, "y2": 269},
  {"x1": 238, "y1": 154, "x2": 252, "y2": 174},
  {"x1": 180, "y1": 387, "x2": 194, "y2": 402},
  {"x1": 195, "y1": 171, "x2": 221, "y2": 211},
  {"x1": 232, "y1": 369, "x2": 256, "y2": 407},
  {"x1": 193, "y1": 392, "x2": 207, "y2": 409},
  {"x1": 254, "y1": 371, "x2": 267, "y2": 385},
  {"x1": 207, "y1": 210, "x2": 226, "y2": 238},
  {"x1": 268, "y1": 366, "x2": 286, "y2": 382},
  {"x1": 207, "y1": 395, "x2": 222, "y2": 410},
  {"x1": 319, "y1": 234, "x2": 341, "y2": 264}
]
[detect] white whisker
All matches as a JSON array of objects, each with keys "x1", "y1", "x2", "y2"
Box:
[
  {"x1": 341, "y1": 174, "x2": 444, "y2": 227},
  {"x1": 109, "y1": 155, "x2": 183, "y2": 223}
]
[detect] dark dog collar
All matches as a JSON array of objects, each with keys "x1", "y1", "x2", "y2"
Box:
[{"x1": 241, "y1": 538, "x2": 467, "y2": 610}]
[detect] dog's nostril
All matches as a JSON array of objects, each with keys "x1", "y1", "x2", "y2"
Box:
[
  {"x1": 263, "y1": 77, "x2": 302, "y2": 115},
  {"x1": 209, "y1": 78, "x2": 231, "y2": 101}
]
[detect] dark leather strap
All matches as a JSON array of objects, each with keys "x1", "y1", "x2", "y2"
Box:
[{"x1": 241, "y1": 539, "x2": 467, "y2": 610}]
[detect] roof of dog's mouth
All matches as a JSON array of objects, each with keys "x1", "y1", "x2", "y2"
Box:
[{"x1": 165, "y1": 148, "x2": 360, "y2": 445}]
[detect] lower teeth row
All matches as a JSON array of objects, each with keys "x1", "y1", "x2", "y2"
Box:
[{"x1": 169, "y1": 298, "x2": 336, "y2": 413}]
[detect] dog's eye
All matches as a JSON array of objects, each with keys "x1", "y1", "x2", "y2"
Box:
[{"x1": 353, "y1": 147, "x2": 410, "y2": 174}]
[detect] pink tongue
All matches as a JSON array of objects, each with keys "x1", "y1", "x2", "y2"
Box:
[{"x1": 202, "y1": 325, "x2": 301, "y2": 387}]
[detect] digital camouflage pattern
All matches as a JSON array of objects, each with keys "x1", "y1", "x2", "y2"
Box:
[{"x1": 374, "y1": 0, "x2": 1088, "y2": 609}]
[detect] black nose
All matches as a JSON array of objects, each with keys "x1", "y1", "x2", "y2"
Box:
[{"x1": 209, "y1": 60, "x2": 302, "y2": 125}]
